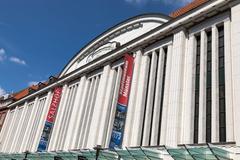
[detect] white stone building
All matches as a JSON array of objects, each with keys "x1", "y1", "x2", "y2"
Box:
[{"x1": 1, "y1": 0, "x2": 240, "y2": 159}]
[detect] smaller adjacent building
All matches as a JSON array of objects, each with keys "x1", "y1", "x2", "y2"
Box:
[{"x1": 0, "y1": 95, "x2": 13, "y2": 132}]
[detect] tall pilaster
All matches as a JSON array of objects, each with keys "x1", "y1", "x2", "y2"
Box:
[
  {"x1": 211, "y1": 25, "x2": 220, "y2": 143},
  {"x1": 231, "y1": 4, "x2": 240, "y2": 146},
  {"x1": 97, "y1": 69, "x2": 117, "y2": 146},
  {"x1": 76, "y1": 77, "x2": 95, "y2": 149},
  {"x1": 64, "y1": 77, "x2": 87, "y2": 150},
  {"x1": 0, "y1": 110, "x2": 10, "y2": 151},
  {"x1": 181, "y1": 35, "x2": 196, "y2": 144},
  {"x1": 82, "y1": 76, "x2": 100, "y2": 148},
  {"x1": 87, "y1": 65, "x2": 111, "y2": 148},
  {"x1": 2, "y1": 107, "x2": 18, "y2": 152},
  {"x1": 9, "y1": 101, "x2": 28, "y2": 152},
  {"x1": 198, "y1": 30, "x2": 207, "y2": 143},
  {"x1": 224, "y1": 19, "x2": 234, "y2": 142},
  {"x1": 130, "y1": 54, "x2": 150, "y2": 146},
  {"x1": 165, "y1": 30, "x2": 186, "y2": 147}
]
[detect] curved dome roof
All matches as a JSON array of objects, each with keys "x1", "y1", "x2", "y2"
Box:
[{"x1": 59, "y1": 13, "x2": 171, "y2": 77}]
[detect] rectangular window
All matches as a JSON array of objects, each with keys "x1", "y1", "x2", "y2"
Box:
[
  {"x1": 206, "y1": 31, "x2": 212, "y2": 143},
  {"x1": 194, "y1": 35, "x2": 201, "y2": 144},
  {"x1": 141, "y1": 53, "x2": 152, "y2": 146},
  {"x1": 218, "y1": 26, "x2": 226, "y2": 142},
  {"x1": 157, "y1": 47, "x2": 168, "y2": 145}
]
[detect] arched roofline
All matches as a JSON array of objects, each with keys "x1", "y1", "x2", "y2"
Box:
[{"x1": 59, "y1": 13, "x2": 171, "y2": 77}]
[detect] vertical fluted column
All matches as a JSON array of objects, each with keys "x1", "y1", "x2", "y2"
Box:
[
  {"x1": 198, "y1": 30, "x2": 207, "y2": 143},
  {"x1": 160, "y1": 45, "x2": 173, "y2": 145},
  {"x1": 0, "y1": 110, "x2": 10, "y2": 151},
  {"x1": 9, "y1": 101, "x2": 28, "y2": 152},
  {"x1": 150, "y1": 49, "x2": 164, "y2": 146},
  {"x1": 130, "y1": 53, "x2": 150, "y2": 146},
  {"x1": 48, "y1": 84, "x2": 68, "y2": 151},
  {"x1": 2, "y1": 107, "x2": 18, "y2": 152},
  {"x1": 82, "y1": 76, "x2": 100, "y2": 148},
  {"x1": 87, "y1": 65, "x2": 111, "y2": 148},
  {"x1": 211, "y1": 25, "x2": 220, "y2": 143},
  {"x1": 231, "y1": 4, "x2": 240, "y2": 146},
  {"x1": 122, "y1": 50, "x2": 142, "y2": 146},
  {"x1": 165, "y1": 30, "x2": 186, "y2": 147},
  {"x1": 97, "y1": 69, "x2": 117, "y2": 146},
  {"x1": 76, "y1": 77, "x2": 95, "y2": 148},
  {"x1": 19, "y1": 97, "x2": 39, "y2": 152},
  {"x1": 224, "y1": 19, "x2": 234, "y2": 142},
  {"x1": 180, "y1": 35, "x2": 196, "y2": 144},
  {"x1": 63, "y1": 77, "x2": 86, "y2": 149}
]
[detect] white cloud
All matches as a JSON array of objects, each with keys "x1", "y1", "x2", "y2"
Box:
[
  {"x1": 9, "y1": 56, "x2": 26, "y2": 65},
  {"x1": 0, "y1": 86, "x2": 6, "y2": 96},
  {"x1": 0, "y1": 48, "x2": 7, "y2": 62}
]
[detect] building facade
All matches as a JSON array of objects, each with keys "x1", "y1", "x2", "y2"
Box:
[{"x1": 1, "y1": 0, "x2": 240, "y2": 159}]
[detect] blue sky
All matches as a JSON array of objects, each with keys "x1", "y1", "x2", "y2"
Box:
[{"x1": 0, "y1": 0, "x2": 191, "y2": 95}]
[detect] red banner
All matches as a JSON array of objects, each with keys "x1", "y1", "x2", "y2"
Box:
[
  {"x1": 118, "y1": 54, "x2": 134, "y2": 106},
  {"x1": 46, "y1": 87, "x2": 63, "y2": 123}
]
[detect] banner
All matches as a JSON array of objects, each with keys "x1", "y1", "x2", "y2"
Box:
[
  {"x1": 109, "y1": 54, "x2": 134, "y2": 148},
  {"x1": 37, "y1": 87, "x2": 62, "y2": 151}
]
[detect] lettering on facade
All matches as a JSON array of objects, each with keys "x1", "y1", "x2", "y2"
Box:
[{"x1": 86, "y1": 42, "x2": 120, "y2": 63}]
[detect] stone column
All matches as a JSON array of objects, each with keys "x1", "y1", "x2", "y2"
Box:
[
  {"x1": 231, "y1": 4, "x2": 240, "y2": 145},
  {"x1": 130, "y1": 54, "x2": 150, "y2": 146},
  {"x1": 63, "y1": 77, "x2": 87, "y2": 150},
  {"x1": 198, "y1": 30, "x2": 207, "y2": 143},
  {"x1": 2, "y1": 107, "x2": 18, "y2": 152},
  {"x1": 76, "y1": 77, "x2": 95, "y2": 149},
  {"x1": 180, "y1": 35, "x2": 196, "y2": 144},
  {"x1": 87, "y1": 65, "x2": 111, "y2": 148},
  {"x1": 165, "y1": 30, "x2": 186, "y2": 147},
  {"x1": 9, "y1": 101, "x2": 28, "y2": 152},
  {"x1": 97, "y1": 69, "x2": 117, "y2": 146},
  {"x1": 0, "y1": 110, "x2": 10, "y2": 151},
  {"x1": 82, "y1": 76, "x2": 100, "y2": 148},
  {"x1": 224, "y1": 19, "x2": 234, "y2": 142},
  {"x1": 211, "y1": 25, "x2": 220, "y2": 143}
]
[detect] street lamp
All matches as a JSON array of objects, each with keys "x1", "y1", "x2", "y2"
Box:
[
  {"x1": 93, "y1": 145, "x2": 103, "y2": 160},
  {"x1": 23, "y1": 151, "x2": 30, "y2": 160}
]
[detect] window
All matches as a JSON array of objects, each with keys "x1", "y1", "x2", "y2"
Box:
[
  {"x1": 158, "y1": 47, "x2": 168, "y2": 145},
  {"x1": 206, "y1": 31, "x2": 212, "y2": 143},
  {"x1": 218, "y1": 26, "x2": 226, "y2": 142},
  {"x1": 194, "y1": 35, "x2": 200, "y2": 144}
]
